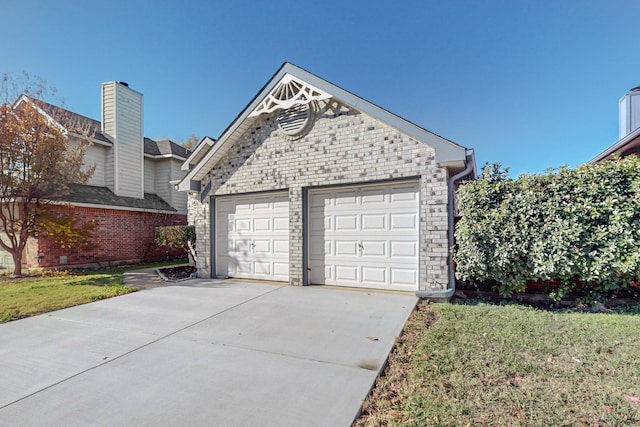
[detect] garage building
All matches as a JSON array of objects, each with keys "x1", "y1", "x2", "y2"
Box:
[{"x1": 177, "y1": 63, "x2": 476, "y2": 297}]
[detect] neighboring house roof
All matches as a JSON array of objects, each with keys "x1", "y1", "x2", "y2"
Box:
[
  {"x1": 144, "y1": 138, "x2": 191, "y2": 160},
  {"x1": 179, "y1": 62, "x2": 470, "y2": 191},
  {"x1": 67, "y1": 184, "x2": 177, "y2": 212},
  {"x1": 20, "y1": 96, "x2": 191, "y2": 160},
  {"x1": 17, "y1": 96, "x2": 113, "y2": 145},
  {"x1": 589, "y1": 126, "x2": 640, "y2": 163}
]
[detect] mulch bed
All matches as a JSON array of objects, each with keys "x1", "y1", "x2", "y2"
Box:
[{"x1": 157, "y1": 265, "x2": 197, "y2": 281}]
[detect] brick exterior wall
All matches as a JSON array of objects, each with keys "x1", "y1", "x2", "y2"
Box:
[
  {"x1": 30, "y1": 205, "x2": 187, "y2": 269},
  {"x1": 188, "y1": 102, "x2": 451, "y2": 291}
]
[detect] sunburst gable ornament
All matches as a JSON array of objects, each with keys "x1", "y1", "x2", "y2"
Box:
[{"x1": 249, "y1": 74, "x2": 332, "y2": 117}]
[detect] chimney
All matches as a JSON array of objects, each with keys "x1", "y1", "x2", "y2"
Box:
[
  {"x1": 101, "y1": 81, "x2": 144, "y2": 199},
  {"x1": 619, "y1": 86, "x2": 640, "y2": 139}
]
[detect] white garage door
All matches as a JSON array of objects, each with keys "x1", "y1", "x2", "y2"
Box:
[
  {"x1": 216, "y1": 193, "x2": 289, "y2": 282},
  {"x1": 308, "y1": 182, "x2": 419, "y2": 291}
]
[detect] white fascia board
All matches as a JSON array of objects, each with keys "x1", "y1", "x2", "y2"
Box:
[
  {"x1": 144, "y1": 153, "x2": 187, "y2": 161},
  {"x1": 181, "y1": 136, "x2": 216, "y2": 171},
  {"x1": 17, "y1": 96, "x2": 66, "y2": 134}
]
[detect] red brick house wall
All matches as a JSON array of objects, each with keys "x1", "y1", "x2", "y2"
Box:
[{"x1": 29, "y1": 205, "x2": 187, "y2": 268}]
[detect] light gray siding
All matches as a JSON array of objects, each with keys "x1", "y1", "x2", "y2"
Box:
[
  {"x1": 83, "y1": 143, "x2": 107, "y2": 187},
  {"x1": 101, "y1": 84, "x2": 116, "y2": 192},
  {"x1": 169, "y1": 159, "x2": 188, "y2": 212},
  {"x1": 144, "y1": 158, "x2": 156, "y2": 194},
  {"x1": 147, "y1": 157, "x2": 188, "y2": 213},
  {"x1": 101, "y1": 84, "x2": 115, "y2": 138},
  {"x1": 154, "y1": 160, "x2": 171, "y2": 205},
  {"x1": 114, "y1": 85, "x2": 143, "y2": 198},
  {"x1": 101, "y1": 82, "x2": 144, "y2": 199}
]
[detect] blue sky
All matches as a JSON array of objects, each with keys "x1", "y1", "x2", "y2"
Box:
[{"x1": 2, "y1": 0, "x2": 639, "y2": 177}]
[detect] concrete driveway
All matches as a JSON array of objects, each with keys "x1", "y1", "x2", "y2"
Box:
[{"x1": 0, "y1": 278, "x2": 417, "y2": 426}]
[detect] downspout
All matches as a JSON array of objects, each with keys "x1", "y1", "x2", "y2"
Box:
[{"x1": 417, "y1": 149, "x2": 476, "y2": 300}]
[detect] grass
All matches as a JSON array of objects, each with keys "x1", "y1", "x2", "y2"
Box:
[
  {"x1": 354, "y1": 301, "x2": 640, "y2": 426},
  {"x1": 0, "y1": 261, "x2": 185, "y2": 323}
]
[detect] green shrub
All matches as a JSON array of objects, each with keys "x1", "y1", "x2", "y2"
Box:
[
  {"x1": 454, "y1": 157, "x2": 640, "y2": 302},
  {"x1": 154, "y1": 225, "x2": 197, "y2": 264}
]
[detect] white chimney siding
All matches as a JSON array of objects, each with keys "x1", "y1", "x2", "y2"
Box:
[
  {"x1": 101, "y1": 82, "x2": 144, "y2": 199},
  {"x1": 619, "y1": 87, "x2": 640, "y2": 139}
]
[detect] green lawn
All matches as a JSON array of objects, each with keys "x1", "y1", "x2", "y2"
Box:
[
  {"x1": 355, "y1": 301, "x2": 640, "y2": 427},
  {"x1": 0, "y1": 269, "x2": 134, "y2": 323}
]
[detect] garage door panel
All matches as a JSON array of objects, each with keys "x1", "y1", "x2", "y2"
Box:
[
  {"x1": 361, "y1": 214, "x2": 386, "y2": 230},
  {"x1": 390, "y1": 241, "x2": 417, "y2": 257},
  {"x1": 335, "y1": 192, "x2": 358, "y2": 205},
  {"x1": 235, "y1": 240, "x2": 250, "y2": 253},
  {"x1": 235, "y1": 218, "x2": 252, "y2": 232},
  {"x1": 235, "y1": 261, "x2": 252, "y2": 275},
  {"x1": 335, "y1": 240, "x2": 358, "y2": 256},
  {"x1": 216, "y1": 193, "x2": 289, "y2": 282},
  {"x1": 390, "y1": 213, "x2": 416, "y2": 230},
  {"x1": 255, "y1": 262, "x2": 271, "y2": 275},
  {"x1": 391, "y1": 186, "x2": 418, "y2": 201},
  {"x1": 335, "y1": 265, "x2": 358, "y2": 282},
  {"x1": 361, "y1": 241, "x2": 386, "y2": 257},
  {"x1": 362, "y1": 267, "x2": 386, "y2": 284},
  {"x1": 235, "y1": 203, "x2": 252, "y2": 212},
  {"x1": 309, "y1": 182, "x2": 419, "y2": 291},
  {"x1": 335, "y1": 215, "x2": 358, "y2": 231},
  {"x1": 253, "y1": 218, "x2": 271, "y2": 231},
  {"x1": 273, "y1": 240, "x2": 289, "y2": 255},
  {"x1": 361, "y1": 191, "x2": 385, "y2": 203},
  {"x1": 253, "y1": 202, "x2": 271, "y2": 210},
  {"x1": 253, "y1": 240, "x2": 271, "y2": 254},
  {"x1": 273, "y1": 217, "x2": 289, "y2": 232},
  {"x1": 273, "y1": 263, "x2": 289, "y2": 278},
  {"x1": 391, "y1": 269, "x2": 416, "y2": 285}
]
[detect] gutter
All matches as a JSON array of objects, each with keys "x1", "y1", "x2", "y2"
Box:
[{"x1": 416, "y1": 149, "x2": 476, "y2": 300}]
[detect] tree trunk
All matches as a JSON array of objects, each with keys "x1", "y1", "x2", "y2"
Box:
[{"x1": 11, "y1": 249, "x2": 23, "y2": 276}]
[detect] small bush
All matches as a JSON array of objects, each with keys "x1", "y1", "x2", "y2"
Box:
[
  {"x1": 154, "y1": 225, "x2": 196, "y2": 264},
  {"x1": 454, "y1": 157, "x2": 640, "y2": 303}
]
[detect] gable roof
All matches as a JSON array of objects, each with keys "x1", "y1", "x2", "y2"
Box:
[
  {"x1": 18, "y1": 96, "x2": 190, "y2": 160},
  {"x1": 178, "y1": 62, "x2": 469, "y2": 192},
  {"x1": 16, "y1": 96, "x2": 113, "y2": 145}
]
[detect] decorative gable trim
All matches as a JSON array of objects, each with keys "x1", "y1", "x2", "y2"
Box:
[
  {"x1": 177, "y1": 62, "x2": 470, "y2": 192},
  {"x1": 248, "y1": 74, "x2": 332, "y2": 117}
]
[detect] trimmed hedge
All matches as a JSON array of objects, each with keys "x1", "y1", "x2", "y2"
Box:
[{"x1": 454, "y1": 157, "x2": 640, "y2": 303}]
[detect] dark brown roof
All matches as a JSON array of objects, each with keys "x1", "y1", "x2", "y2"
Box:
[
  {"x1": 67, "y1": 184, "x2": 176, "y2": 211},
  {"x1": 29, "y1": 98, "x2": 113, "y2": 145},
  {"x1": 144, "y1": 138, "x2": 190, "y2": 158},
  {"x1": 27, "y1": 97, "x2": 191, "y2": 158}
]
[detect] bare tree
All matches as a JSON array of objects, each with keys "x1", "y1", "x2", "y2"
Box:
[
  {"x1": 0, "y1": 73, "x2": 95, "y2": 275},
  {"x1": 181, "y1": 134, "x2": 199, "y2": 151}
]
